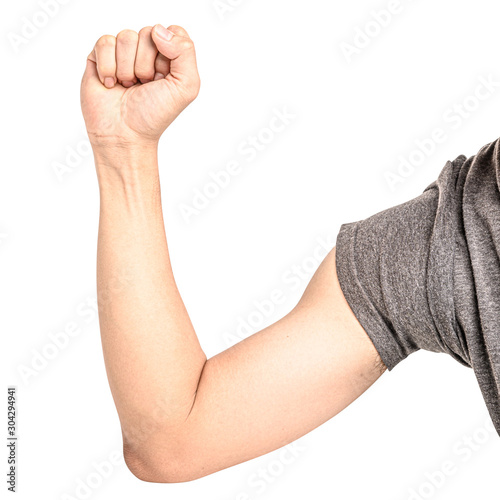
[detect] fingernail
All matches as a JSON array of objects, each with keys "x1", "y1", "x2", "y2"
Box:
[
  {"x1": 155, "y1": 24, "x2": 174, "y2": 41},
  {"x1": 104, "y1": 77, "x2": 115, "y2": 88},
  {"x1": 154, "y1": 72, "x2": 165, "y2": 81},
  {"x1": 122, "y1": 80, "x2": 136, "y2": 88}
]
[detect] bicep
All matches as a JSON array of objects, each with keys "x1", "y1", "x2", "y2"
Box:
[{"x1": 172, "y1": 246, "x2": 386, "y2": 480}]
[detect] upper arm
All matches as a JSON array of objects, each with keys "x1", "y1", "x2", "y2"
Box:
[{"x1": 130, "y1": 246, "x2": 387, "y2": 482}]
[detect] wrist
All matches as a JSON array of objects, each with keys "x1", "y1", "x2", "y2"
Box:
[
  {"x1": 94, "y1": 143, "x2": 161, "y2": 208},
  {"x1": 92, "y1": 140, "x2": 159, "y2": 166}
]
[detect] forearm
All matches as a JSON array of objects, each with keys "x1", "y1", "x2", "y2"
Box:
[
  {"x1": 94, "y1": 146, "x2": 207, "y2": 457},
  {"x1": 81, "y1": 24, "x2": 390, "y2": 486}
]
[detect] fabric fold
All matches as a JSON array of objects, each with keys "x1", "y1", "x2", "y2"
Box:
[{"x1": 335, "y1": 137, "x2": 500, "y2": 435}]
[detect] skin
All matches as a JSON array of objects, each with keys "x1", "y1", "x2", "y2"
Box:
[{"x1": 80, "y1": 23, "x2": 387, "y2": 484}]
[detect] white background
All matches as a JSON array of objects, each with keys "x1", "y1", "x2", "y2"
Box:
[{"x1": 3, "y1": 0, "x2": 500, "y2": 498}]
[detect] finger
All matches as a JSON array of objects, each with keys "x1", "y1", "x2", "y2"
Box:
[
  {"x1": 153, "y1": 25, "x2": 189, "y2": 80},
  {"x1": 151, "y1": 24, "x2": 198, "y2": 81},
  {"x1": 153, "y1": 52, "x2": 170, "y2": 80},
  {"x1": 135, "y1": 26, "x2": 158, "y2": 83},
  {"x1": 93, "y1": 35, "x2": 117, "y2": 89},
  {"x1": 116, "y1": 29, "x2": 139, "y2": 88}
]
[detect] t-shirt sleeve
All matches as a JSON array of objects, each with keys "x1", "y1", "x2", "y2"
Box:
[
  {"x1": 334, "y1": 155, "x2": 471, "y2": 372},
  {"x1": 334, "y1": 138, "x2": 500, "y2": 437}
]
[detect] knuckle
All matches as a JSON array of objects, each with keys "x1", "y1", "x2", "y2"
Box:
[
  {"x1": 96, "y1": 35, "x2": 115, "y2": 48},
  {"x1": 185, "y1": 76, "x2": 201, "y2": 100},
  {"x1": 167, "y1": 25, "x2": 191, "y2": 39},
  {"x1": 139, "y1": 26, "x2": 153, "y2": 38},
  {"x1": 167, "y1": 24, "x2": 183, "y2": 33},
  {"x1": 179, "y1": 38, "x2": 194, "y2": 51},
  {"x1": 117, "y1": 29, "x2": 138, "y2": 43},
  {"x1": 193, "y1": 80, "x2": 201, "y2": 98}
]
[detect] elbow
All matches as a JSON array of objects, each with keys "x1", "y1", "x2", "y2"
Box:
[
  {"x1": 123, "y1": 439, "x2": 207, "y2": 484},
  {"x1": 123, "y1": 453, "x2": 187, "y2": 484}
]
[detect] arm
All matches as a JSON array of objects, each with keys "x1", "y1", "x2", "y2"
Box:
[{"x1": 81, "y1": 24, "x2": 387, "y2": 484}]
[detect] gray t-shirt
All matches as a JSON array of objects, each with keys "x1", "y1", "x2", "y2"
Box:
[{"x1": 335, "y1": 137, "x2": 500, "y2": 435}]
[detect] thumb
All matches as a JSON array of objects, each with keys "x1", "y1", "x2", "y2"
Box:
[{"x1": 151, "y1": 24, "x2": 200, "y2": 88}]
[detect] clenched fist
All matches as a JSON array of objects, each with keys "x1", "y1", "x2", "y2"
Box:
[{"x1": 80, "y1": 24, "x2": 200, "y2": 150}]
